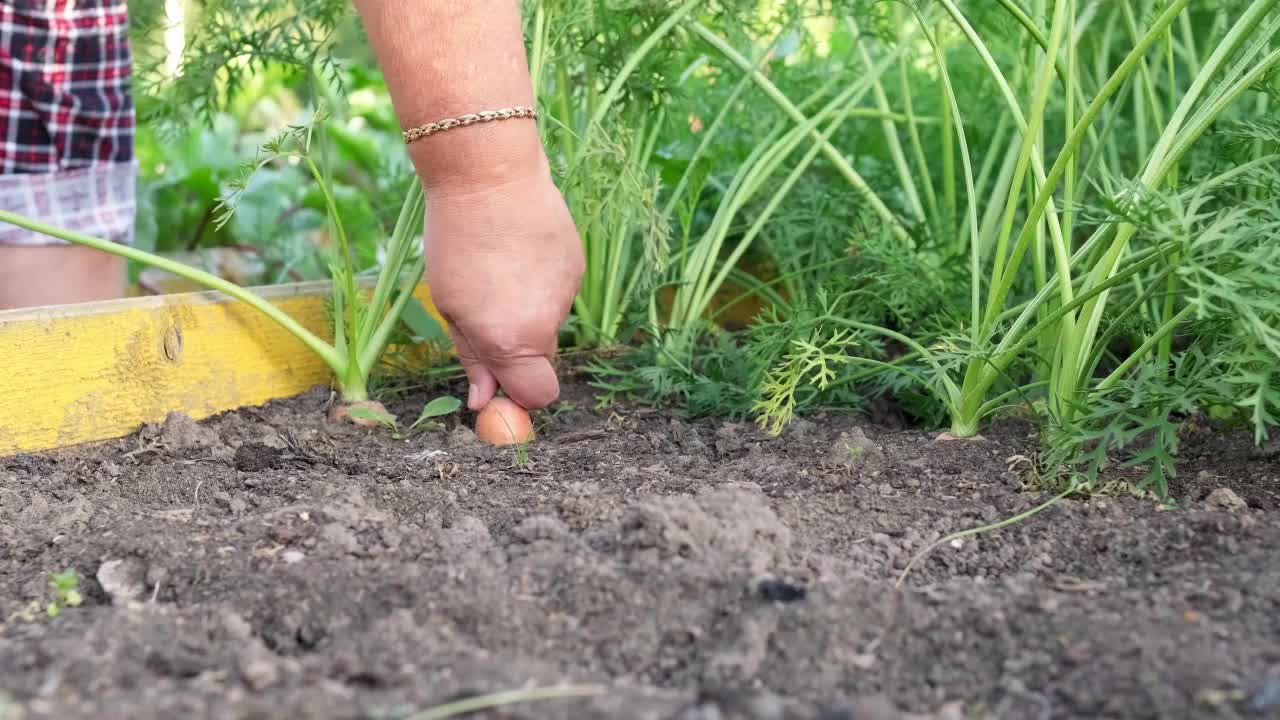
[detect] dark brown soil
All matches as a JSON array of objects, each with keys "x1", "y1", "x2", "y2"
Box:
[{"x1": 2, "y1": 379, "x2": 1278, "y2": 720}]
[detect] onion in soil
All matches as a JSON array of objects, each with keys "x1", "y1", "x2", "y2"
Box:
[{"x1": 475, "y1": 397, "x2": 534, "y2": 446}]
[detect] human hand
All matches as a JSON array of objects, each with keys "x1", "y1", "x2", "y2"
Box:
[{"x1": 422, "y1": 160, "x2": 584, "y2": 412}]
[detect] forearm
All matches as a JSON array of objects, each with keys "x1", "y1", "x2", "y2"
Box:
[{"x1": 352, "y1": 0, "x2": 546, "y2": 193}]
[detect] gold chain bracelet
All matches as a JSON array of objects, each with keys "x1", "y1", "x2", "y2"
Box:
[{"x1": 402, "y1": 105, "x2": 538, "y2": 145}]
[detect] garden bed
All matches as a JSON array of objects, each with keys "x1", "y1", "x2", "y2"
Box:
[{"x1": 1, "y1": 378, "x2": 1278, "y2": 719}]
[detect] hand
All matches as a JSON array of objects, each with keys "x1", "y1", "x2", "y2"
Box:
[{"x1": 422, "y1": 163, "x2": 584, "y2": 412}]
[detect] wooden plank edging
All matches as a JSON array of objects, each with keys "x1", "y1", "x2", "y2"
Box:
[{"x1": 0, "y1": 280, "x2": 446, "y2": 455}]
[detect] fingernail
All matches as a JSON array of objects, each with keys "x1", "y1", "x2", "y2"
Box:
[{"x1": 467, "y1": 384, "x2": 479, "y2": 408}]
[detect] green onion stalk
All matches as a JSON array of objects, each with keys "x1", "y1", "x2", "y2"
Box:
[{"x1": 896, "y1": 0, "x2": 1280, "y2": 438}]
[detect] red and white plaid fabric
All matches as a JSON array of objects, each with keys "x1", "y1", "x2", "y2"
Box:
[{"x1": 0, "y1": 0, "x2": 135, "y2": 246}]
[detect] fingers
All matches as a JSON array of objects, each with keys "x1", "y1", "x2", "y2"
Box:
[
  {"x1": 451, "y1": 321, "x2": 559, "y2": 410},
  {"x1": 450, "y1": 326, "x2": 498, "y2": 411}
]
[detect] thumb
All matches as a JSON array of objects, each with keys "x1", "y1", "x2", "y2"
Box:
[{"x1": 487, "y1": 354, "x2": 560, "y2": 410}]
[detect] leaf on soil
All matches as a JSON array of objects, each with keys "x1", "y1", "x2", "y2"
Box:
[{"x1": 413, "y1": 396, "x2": 463, "y2": 429}]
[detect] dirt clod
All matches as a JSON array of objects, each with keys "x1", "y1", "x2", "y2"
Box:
[
  {"x1": 1206, "y1": 487, "x2": 1249, "y2": 512},
  {"x1": 238, "y1": 647, "x2": 280, "y2": 691},
  {"x1": 234, "y1": 442, "x2": 283, "y2": 472},
  {"x1": 158, "y1": 411, "x2": 220, "y2": 451},
  {"x1": 96, "y1": 558, "x2": 147, "y2": 605}
]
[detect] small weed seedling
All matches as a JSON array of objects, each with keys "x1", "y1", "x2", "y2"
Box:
[
  {"x1": 347, "y1": 395, "x2": 463, "y2": 439},
  {"x1": 512, "y1": 438, "x2": 532, "y2": 469},
  {"x1": 508, "y1": 405, "x2": 573, "y2": 469},
  {"x1": 46, "y1": 569, "x2": 83, "y2": 619},
  {"x1": 411, "y1": 396, "x2": 464, "y2": 432}
]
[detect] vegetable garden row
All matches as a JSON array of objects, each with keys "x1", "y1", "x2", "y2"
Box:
[
  {"x1": 1, "y1": 1, "x2": 1278, "y2": 718},
  {"x1": 86, "y1": 0, "x2": 1278, "y2": 499}
]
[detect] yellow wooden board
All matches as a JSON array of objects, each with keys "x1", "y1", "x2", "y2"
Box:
[{"x1": 0, "y1": 281, "x2": 447, "y2": 455}]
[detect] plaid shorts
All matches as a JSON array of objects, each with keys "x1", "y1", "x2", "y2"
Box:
[{"x1": 0, "y1": 0, "x2": 136, "y2": 247}]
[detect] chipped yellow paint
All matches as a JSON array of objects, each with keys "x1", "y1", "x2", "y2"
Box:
[{"x1": 0, "y1": 281, "x2": 448, "y2": 455}]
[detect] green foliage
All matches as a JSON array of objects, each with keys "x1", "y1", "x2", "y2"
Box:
[
  {"x1": 412, "y1": 396, "x2": 463, "y2": 430},
  {"x1": 753, "y1": 326, "x2": 859, "y2": 435},
  {"x1": 132, "y1": 53, "x2": 410, "y2": 284},
  {"x1": 344, "y1": 394, "x2": 463, "y2": 436},
  {"x1": 1049, "y1": 352, "x2": 1206, "y2": 497},
  {"x1": 345, "y1": 405, "x2": 398, "y2": 429},
  {"x1": 1040, "y1": 159, "x2": 1280, "y2": 493},
  {"x1": 46, "y1": 570, "x2": 82, "y2": 619},
  {"x1": 114, "y1": 0, "x2": 1280, "y2": 499},
  {"x1": 131, "y1": 0, "x2": 351, "y2": 134}
]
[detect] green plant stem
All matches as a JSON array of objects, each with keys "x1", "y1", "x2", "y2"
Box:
[
  {"x1": 938, "y1": 32, "x2": 957, "y2": 234},
  {"x1": 406, "y1": 685, "x2": 606, "y2": 720},
  {"x1": 901, "y1": 6, "x2": 981, "y2": 343},
  {"x1": 1070, "y1": 18, "x2": 1280, "y2": 406},
  {"x1": 302, "y1": 153, "x2": 362, "y2": 380},
  {"x1": 967, "y1": 0, "x2": 1192, "y2": 417},
  {"x1": 952, "y1": 243, "x2": 1175, "y2": 433},
  {"x1": 895, "y1": 482, "x2": 1080, "y2": 588},
  {"x1": 1079, "y1": 267, "x2": 1173, "y2": 385},
  {"x1": 975, "y1": 380, "x2": 1051, "y2": 419},
  {"x1": 671, "y1": 46, "x2": 903, "y2": 332},
  {"x1": 359, "y1": 259, "x2": 426, "y2": 376},
  {"x1": 528, "y1": 2, "x2": 547, "y2": 98},
  {"x1": 688, "y1": 21, "x2": 911, "y2": 245},
  {"x1": 0, "y1": 208, "x2": 342, "y2": 372},
  {"x1": 1156, "y1": 255, "x2": 1180, "y2": 379},
  {"x1": 358, "y1": 182, "x2": 425, "y2": 349},
  {"x1": 853, "y1": 17, "x2": 924, "y2": 223},
  {"x1": 897, "y1": 38, "x2": 942, "y2": 234},
  {"x1": 687, "y1": 60, "x2": 890, "y2": 325},
  {"x1": 1097, "y1": 304, "x2": 1195, "y2": 391},
  {"x1": 1191, "y1": 154, "x2": 1280, "y2": 195},
  {"x1": 1063, "y1": 0, "x2": 1077, "y2": 255},
  {"x1": 572, "y1": 0, "x2": 702, "y2": 167}
]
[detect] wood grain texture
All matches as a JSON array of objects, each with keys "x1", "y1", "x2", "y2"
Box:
[{"x1": 0, "y1": 281, "x2": 447, "y2": 455}]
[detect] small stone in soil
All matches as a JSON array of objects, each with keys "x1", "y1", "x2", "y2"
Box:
[
  {"x1": 238, "y1": 650, "x2": 279, "y2": 691},
  {"x1": 96, "y1": 558, "x2": 148, "y2": 605},
  {"x1": 756, "y1": 578, "x2": 807, "y2": 603},
  {"x1": 1205, "y1": 487, "x2": 1248, "y2": 512}
]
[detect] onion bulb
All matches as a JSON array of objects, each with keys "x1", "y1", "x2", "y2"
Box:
[
  {"x1": 330, "y1": 399, "x2": 393, "y2": 427},
  {"x1": 475, "y1": 396, "x2": 534, "y2": 446}
]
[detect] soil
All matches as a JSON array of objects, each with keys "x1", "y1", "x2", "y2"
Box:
[{"x1": 2, "y1": 378, "x2": 1278, "y2": 720}]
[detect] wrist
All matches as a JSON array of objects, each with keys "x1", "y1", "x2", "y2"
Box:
[{"x1": 409, "y1": 118, "x2": 551, "y2": 198}]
